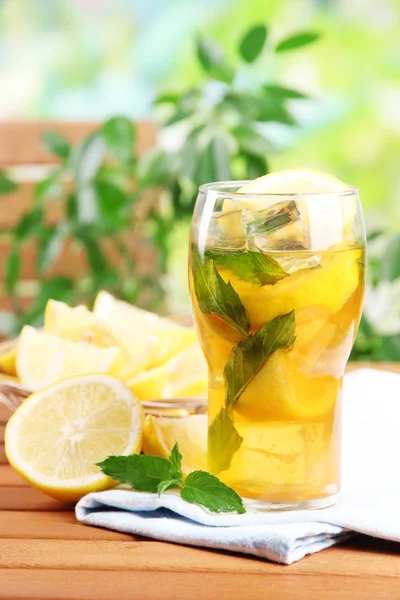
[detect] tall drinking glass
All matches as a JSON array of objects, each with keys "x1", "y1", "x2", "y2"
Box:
[{"x1": 189, "y1": 181, "x2": 365, "y2": 511}]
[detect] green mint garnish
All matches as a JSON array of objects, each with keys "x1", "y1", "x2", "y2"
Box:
[
  {"x1": 191, "y1": 245, "x2": 250, "y2": 336},
  {"x1": 208, "y1": 408, "x2": 243, "y2": 475},
  {"x1": 206, "y1": 249, "x2": 288, "y2": 286},
  {"x1": 181, "y1": 470, "x2": 246, "y2": 514},
  {"x1": 224, "y1": 311, "x2": 296, "y2": 407},
  {"x1": 97, "y1": 442, "x2": 246, "y2": 515}
]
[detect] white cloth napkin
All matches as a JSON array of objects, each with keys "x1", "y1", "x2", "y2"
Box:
[{"x1": 76, "y1": 369, "x2": 400, "y2": 564}]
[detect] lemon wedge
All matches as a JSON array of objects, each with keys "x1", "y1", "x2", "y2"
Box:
[
  {"x1": 127, "y1": 343, "x2": 208, "y2": 401},
  {"x1": 222, "y1": 168, "x2": 355, "y2": 249},
  {"x1": 235, "y1": 349, "x2": 339, "y2": 422},
  {"x1": 44, "y1": 299, "x2": 118, "y2": 347},
  {"x1": 17, "y1": 326, "x2": 124, "y2": 391},
  {"x1": 143, "y1": 414, "x2": 207, "y2": 474},
  {"x1": 0, "y1": 347, "x2": 17, "y2": 377},
  {"x1": 93, "y1": 291, "x2": 184, "y2": 375},
  {"x1": 5, "y1": 374, "x2": 143, "y2": 502}
]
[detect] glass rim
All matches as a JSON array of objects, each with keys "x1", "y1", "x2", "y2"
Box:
[{"x1": 199, "y1": 180, "x2": 359, "y2": 200}]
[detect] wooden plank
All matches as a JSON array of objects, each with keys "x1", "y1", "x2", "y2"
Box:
[
  {"x1": 0, "y1": 486, "x2": 70, "y2": 511},
  {"x1": 0, "y1": 568, "x2": 398, "y2": 600},
  {"x1": 0, "y1": 444, "x2": 6, "y2": 464},
  {"x1": 0, "y1": 465, "x2": 27, "y2": 486},
  {"x1": 0, "y1": 425, "x2": 4, "y2": 443},
  {"x1": 0, "y1": 511, "x2": 135, "y2": 541},
  {"x1": 0, "y1": 121, "x2": 156, "y2": 166},
  {"x1": 0, "y1": 536, "x2": 399, "y2": 576},
  {"x1": 0, "y1": 404, "x2": 12, "y2": 423},
  {"x1": 0, "y1": 182, "x2": 62, "y2": 228}
]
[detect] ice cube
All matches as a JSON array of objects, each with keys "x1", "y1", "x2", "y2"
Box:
[{"x1": 196, "y1": 210, "x2": 246, "y2": 254}]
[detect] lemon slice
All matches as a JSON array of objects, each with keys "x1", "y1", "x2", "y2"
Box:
[
  {"x1": 5, "y1": 374, "x2": 143, "y2": 502},
  {"x1": 93, "y1": 291, "x2": 183, "y2": 375},
  {"x1": 45, "y1": 300, "x2": 118, "y2": 347},
  {"x1": 0, "y1": 347, "x2": 17, "y2": 376},
  {"x1": 127, "y1": 343, "x2": 208, "y2": 401},
  {"x1": 17, "y1": 326, "x2": 124, "y2": 391},
  {"x1": 143, "y1": 414, "x2": 207, "y2": 475},
  {"x1": 220, "y1": 247, "x2": 361, "y2": 329},
  {"x1": 222, "y1": 168, "x2": 354, "y2": 249},
  {"x1": 235, "y1": 349, "x2": 339, "y2": 422}
]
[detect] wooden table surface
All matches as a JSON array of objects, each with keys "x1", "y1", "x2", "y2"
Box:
[{"x1": 1, "y1": 363, "x2": 400, "y2": 600}]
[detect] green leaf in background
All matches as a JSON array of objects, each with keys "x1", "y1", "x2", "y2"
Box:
[
  {"x1": 181, "y1": 470, "x2": 246, "y2": 514},
  {"x1": 239, "y1": 24, "x2": 268, "y2": 63},
  {"x1": 97, "y1": 454, "x2": 181, "y2": 492},
  {"x1": 0, "y1": 171, "x2": 18, "y2": 195},
  {"x1": 14, "y1": 208, "x2": 44, "y2": 240},
  {"x1": 233, "y1": 124, "x2": 274, "y2": 158},
  {"x1": 224, "y1": 311, "x2": 296, "y2": 407},
  {"x1": 69, "y1": 132, "x2": 105, "y2": 183},
  {"x1": 42, "y1": 131, "x2": 70, "y2": 160},
  {"x1": 208, "y1": 408, "x2": 243, "y2": 475},
  {"x1": 197, "y1": 37, "x2": 235, "y2": 83},
  {"x1": 36, "y1": 225, "x2": 66, "y2": 274},
  {"x1": 34, "y1": 170, "x2": 63, "y2": 204},
  {"x1": 263, "y1": 84, "x2": 308, "y2": 99},
  {"x1": 5, "y1": 247, "x2": 21, "y2": 294},
  {"x1": 194, "y1": 136, "x2": 232, "y2": 185},
  {"x1": 102, "y1": 117, "x2": 135, "y2": 164},
  {"x1": 191, "y1": 245, "x2": 250, "y2": 336},
  {"x1": 94, "y1": 180, "x2": 131, "y2": 230},
  {"x1": 379, "y1": 235, "x2": 400, "y2": 282},
  {"x1": 276, "y1": 31, "x2": 321, "y2": 53},
  {"x1": 169, "y1": 442, "x2": 183, "y2": 474},
  {"x1": 155, "y1": 91, "x2": 180, "y2": 106},
  {"x1": 81, "y1": 237, "x2": 114, "y2": 280},
  {"x1": 244, "y1": 152, "x2": 269, "y2": 180},
  {"x1": 207, "y1": 250, "x2": 288, "y2": 286}
]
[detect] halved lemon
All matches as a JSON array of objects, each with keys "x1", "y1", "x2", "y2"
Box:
[
  {"x1": 143, "y1": 414, "x2": 207, "y2": 475},
  {"x1": 5, "y1": 374, "x2": 143, "y2": 502},
  {"x1": 17, "y1": 326, "x2": 124, "y2": 391},
  {"x1": 127, "y1": 343, "x2": 208, "y2": 401},
  {"x1": 93, "y1": 291, "x2": 183, "y2": 374},
  {"x1": 221, "y1": 168, "x2": 355, "y2": 249},
  {"x1": 234, "y1": 349, "x2": 339, "y2": 422}
]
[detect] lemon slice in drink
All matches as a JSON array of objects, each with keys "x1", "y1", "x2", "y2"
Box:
[
  {"x1": 127, "y1": 343, "x2": 208, "y2": 401},
  {"x1": 5, "y1": 374, "x2": 143, "y2": 502},
  {"x1": 222, "y1": 168, "x2": 355, "y2": 249},
  {"x1": 93, "y1": 291, "x2": 186, "y2": 374},
  {"x1": 234, "y1": 349, "x2": 339, "y2": 422},
  {"x1": 17, "y1": 326, "x2": 124, "y2": 391},
  {"x1": 143, "y1": 414, "x2": 207, "y2": 475}
]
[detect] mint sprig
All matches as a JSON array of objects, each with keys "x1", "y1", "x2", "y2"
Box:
[
  {"x1": 191, "y1": 245, "x2": 250, "y2": 336},
  {"x1": 208, "y1": 408, "x2": 243, "y2": 474},
  {"x1": 206, "y1": 249, "x2": 288, "y2": 286},
  {"x1": 97, "y1": 442, "x2": 246, "y2": 515}
]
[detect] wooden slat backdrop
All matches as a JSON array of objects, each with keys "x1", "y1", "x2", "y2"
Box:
[
  {"x1": 0, "y1": 121, "x2": 156, "y2": 312},
  {"x1": 1, "y1": 364, "x2": 400, "y2": 599}
]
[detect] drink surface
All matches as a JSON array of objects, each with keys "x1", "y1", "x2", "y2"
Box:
[{"x1": 189, "y1": 242, "x2": 364, "y2": 503}]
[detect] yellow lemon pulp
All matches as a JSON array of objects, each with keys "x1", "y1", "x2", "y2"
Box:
[
  {"x1": 93, "y1": 290, "x2": 185, "y2": 375},
  {"x1": 0, "y1": 348, "x2": 17, "y2": 377},
  {"x1": 127, "y1": 343, "x2": 208, "y2": 401},
  {"x1": 5, "y1": 374, "x2": 143, "y2": 502},
  {"x1": 234, "y1": 349, "x2": 339, "y2": 422},
  {"x1": 143, "y1": 414, "x2": 207, "y2": 475},
  {"x1": 17, "y1": 326, "x2": 124, "y2": 391}
]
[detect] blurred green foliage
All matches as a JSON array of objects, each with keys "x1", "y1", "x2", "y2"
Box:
[{"x1": 0, "y1": 23, "x2": 319, "y2": 334}]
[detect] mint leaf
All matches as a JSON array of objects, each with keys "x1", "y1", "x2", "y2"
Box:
[
  {"x1": 181, "y1": 470, "x2": 246, "y2": 514},
  {"x1": 192, "y1": 245, "x2": 250, "y2": 336},
  {"x1": 243, "y1": 200, "x2": 300, "y2": 237},
  {"x1": 97, "y1": 455, "x2": 180, "y2": 492},
  {"x1": 357, "y1": 257, "x2": 365, "y2": 278},
  {"x1": 169, "y1": 442, "x2": 183, "y2": 474},
  {"x1": 206, "y1": 250, "x2": 288, "y2": 286},
  {"x1": 208, "y1": 408, "x2": 243, "y2": 474},
  {"x1": 224, "y1": 311, "x2": 296, "y2": 407},
  {"x1": 157, "y1": 479, "x2": 181, "y2": 496}
]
